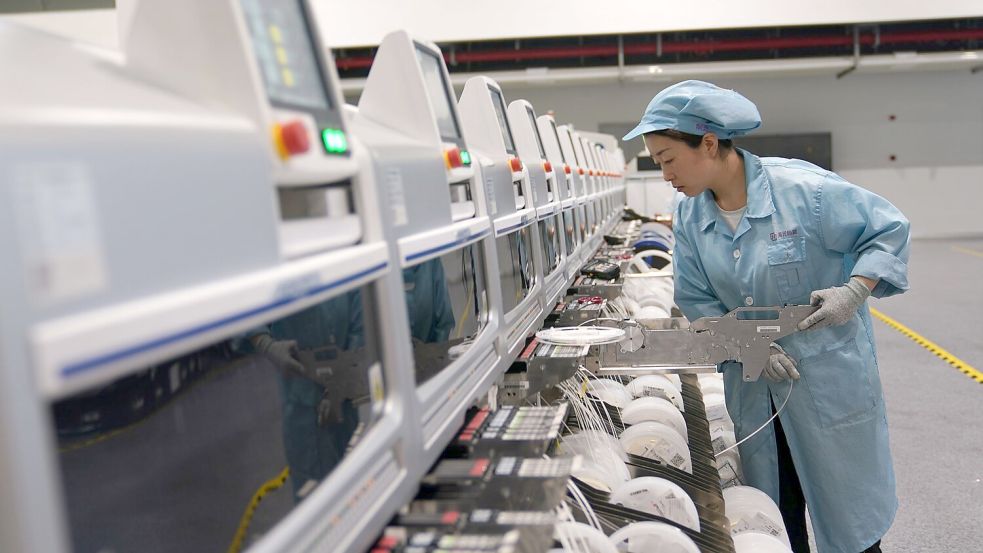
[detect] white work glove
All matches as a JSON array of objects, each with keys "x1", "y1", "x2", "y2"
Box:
[
  {"x1": 253, "y1": 334, "x2": 304, "y2": 373},
  {"x1": 797, "y1": 277, "x2": 871, "y2": 332},
  {"x1": 764, "y1": 342, "x2": 800, "y2": 382}
]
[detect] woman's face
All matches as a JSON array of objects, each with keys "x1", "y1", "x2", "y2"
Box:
[{"x1": 643, "y1": 133, "x2": 718, "y2": 197}]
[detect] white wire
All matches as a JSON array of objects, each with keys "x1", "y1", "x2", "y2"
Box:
[
  {"x1": 536, "y1": 326, "x2": 626, "y2": 346},
  {"x1": 715, "y1": 378, "x2": 794, "y2": 458}
]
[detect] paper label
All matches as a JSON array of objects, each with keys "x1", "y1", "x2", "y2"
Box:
[
  {"x1": 369, "y1": 362, "x2": 385, "y2": 408},
  {"x1": 705, "y1": 401, "x2": 729, "y2": 422},
  {"x1": 13, "y1": 162, "x2": 107, "y2": 304},
  {"x1": 484, "y1": 173, "x2": 497, "y2": 215},
  {"x1": 384, "y1": 169, "x2": 408, "y2": 226}
]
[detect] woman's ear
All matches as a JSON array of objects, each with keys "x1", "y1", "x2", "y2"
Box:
[{"x1": 702, "y1": 133, "x2": 719, "y2": 157}]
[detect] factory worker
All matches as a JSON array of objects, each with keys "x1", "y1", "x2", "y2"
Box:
[
  {"x1": 624, "y1": 80, "x2": 910, "y2": 553},
  {"x1": 403, "y1": 257, "x2": 456, "y2": 343},
  {"x1": 249, "y1": 291, "x2": 364, "y2": 501}
]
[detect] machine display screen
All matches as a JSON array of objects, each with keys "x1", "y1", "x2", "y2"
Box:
[
  {"x1": 526, "y1": 107, "x2": 547, "y2": 159},
  {"x1": 550, "y1": 120, "x2": 568, "y2": 163},
  {"x1": 404, "y1": 243, "x2": 489, "y2": 385},
  {"x1": 539, "y1": 217, "x2": 561, "y2": 276},
  {"x1": 241, "y1": 0, "x2": 332, "y2": 111},
  {"x1": 565, "y1": 131, "x2": 582, "y2": 166},
  {"x1": 53, "y1": 283, "x2": 386, "y2": 552},
  {"x1": 488, "y1": 86, "x2": 517, "y2": 155},
  {"x1": 496, "y1": 226, "x2": 536, "y2": 314},
  {"x1": 563, "y1": 209, "x2": 578, "y2": 253},
  {"x1": 415, "y1": 45, "x2": 462, "y2": 142}
]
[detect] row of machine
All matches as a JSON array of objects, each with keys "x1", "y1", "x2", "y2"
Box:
[
  {"x1": 0, "y1": 2, "x2": 628, "y2": 552},
  {"x1": 3, "y1": 2, "x2": 806, "y2": 552}
]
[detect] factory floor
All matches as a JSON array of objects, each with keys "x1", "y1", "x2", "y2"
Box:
[{"x1": 823, "y1": 237, "x2": 983, "y2": 552}]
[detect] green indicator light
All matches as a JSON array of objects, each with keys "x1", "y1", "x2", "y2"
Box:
[
  {"x1": 460, "y1": 150, "x2": 471, "y2": 165},
  {"x1": 321, "y1": 128, "x2": 348, "y2": 154}
]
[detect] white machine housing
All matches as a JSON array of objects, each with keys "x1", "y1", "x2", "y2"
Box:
[
  {"x1": 507, "y1": 99, "x2": 568, "y2": 309},
  {"x1": 458, "y1": 76, "x2": 544, "y2": 360},
  {"x1": 0, "y1": 2, "x2": 419, "y2": 552},
  {"x1": 352, "y1": 30, "x2": 503, "y2": 466}
]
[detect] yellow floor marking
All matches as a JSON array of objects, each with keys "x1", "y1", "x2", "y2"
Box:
[
  {"x1": 951, "y1": 245, "x2": 983, "y2": 259},
  {"x1": 228, "y1": 466, "x2": 291, "y2": 553},
  {"x1": 870, "y1": 308, "x2": 983, "y2": 384}
]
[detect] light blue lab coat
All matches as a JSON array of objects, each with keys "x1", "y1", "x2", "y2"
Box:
[{"x1": 673, "y1": 150, "x2": 910, "y2": 553}]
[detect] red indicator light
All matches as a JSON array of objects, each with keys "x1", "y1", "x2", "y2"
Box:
[
  {"x1": 578, "y1": 168, "x2": 585, "y2": 175},
  {"x1": 444, "y1": 147, "x2": 462, "y2": 169},
  {"x1": 509, "y1": 157, "x2": 523, "y2": 172},
  {"x1": 281, "y1": 120, "x2": 310, "y2": 155},
  {"x1": 543, "y1": 161, "x2": 553, "y2": 173},
  {"x1": 441, "y1": 511, "x2": 461, "y2": 525},
  {"x1": 564, "y1": 165, "x2": 572, "y2": 174}
]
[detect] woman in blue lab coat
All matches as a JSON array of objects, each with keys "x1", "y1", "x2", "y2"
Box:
[{"x1": 624, "y1": 80, "x2": 910, "y2": 553}]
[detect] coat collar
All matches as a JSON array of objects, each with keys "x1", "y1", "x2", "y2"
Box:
[{"x1": 696, "y1": 148, "x2": 776, "y2": 233}]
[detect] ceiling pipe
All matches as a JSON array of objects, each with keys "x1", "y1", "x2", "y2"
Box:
[
  {"x1": 837, "y1": 25, "x2": 861, "y2": 79},
  {"x1": 335, "y1": 28, "x2": 983, "y2": 71}
]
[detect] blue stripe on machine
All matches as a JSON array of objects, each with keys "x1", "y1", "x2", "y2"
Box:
[
  {"x1": 405, "y1": 229, "x2": 490, "y2": 262},
  {"x1": 60, "y1": 262, "x2": 388, "y2": 378}
]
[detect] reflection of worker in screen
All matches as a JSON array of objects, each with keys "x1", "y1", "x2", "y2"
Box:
[
  {"x1": 248, "y1": 291, "x2": 363, "y2": 501},
  {"x1": 402, "y1": 258, "x2": 455, "y2": 342}
]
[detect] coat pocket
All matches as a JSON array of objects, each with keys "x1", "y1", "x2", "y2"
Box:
[
  {"x1": 799, "y1": 340, "x2": 877, "y2": 429},
  {"x1": 766, "y1": 239, "x2": 810, "y2": 304}
]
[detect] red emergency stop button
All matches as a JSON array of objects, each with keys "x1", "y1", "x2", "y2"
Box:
[{"x1": 272, "y1": 120, "x2": 310, "y2": 159}]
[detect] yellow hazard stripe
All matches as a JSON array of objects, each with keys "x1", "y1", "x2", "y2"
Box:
[
  {"x1": 870, "y1": 307, "x2": 983, "y2": 384},
  {"x1": 951, "y1": 245, "x2": 983, "y2": 259},
  {"x1": 228, "y1": 466, "x2": 290, "y2": 553}
]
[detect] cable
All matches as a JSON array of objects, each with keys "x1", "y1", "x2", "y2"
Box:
[{"x1": 714, "y1": 378, "x2": 794, "y2": 458}]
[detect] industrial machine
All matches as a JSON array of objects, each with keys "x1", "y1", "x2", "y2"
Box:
[
  {"x1": 0, "y1": 1, "x2": 419, "y2": 552},
  {"x1": 458, "y1": 77, "x2": 545, "y2": 361},
  {"x1": 507, "y1": 99, "x2": 568, "y2": 309},
  {"x1": 351, "y1": 30, "x2": 504, "y2": 467}
]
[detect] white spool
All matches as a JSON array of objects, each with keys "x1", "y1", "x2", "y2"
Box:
[
  {"x1": 609, "y1": 477, "x2": 700, "y2": 531},
  {"x1": 536, "y1": 326, "x2": 626, "y2": 346},
  {"x1": 560, "y1": 430, "x2": 630, "y2": 463},
  {"x1": 699, "y1": 374, "x2": 724, "y2": 395},
  {"x1": 554, "y1": 522, "x2": 620, "y2": 553},
  {"x1": 586, "y1": 378, "x2": 634, "y2": 409},
  {"x1": 724, "y1": 486, "x2": 790, "y2": 547},
  {"x1": 608, "y1": 521, "x2": 700, "y2": 553},
  {"x1": 626, "y1": 374, "x2": 684, "y2": 412},
  {"x1": 732, "y1": 532, "x2": 794, "y2": 553},
  {"x1": 619, "y1": 421, "x2": 692, "y2": 473},
  {"x1": 620, "y1": 397, "x2": 688, "y2": 441},
  {"x1": 702, "y1": 391, "x2": 729, "y2": 422}
]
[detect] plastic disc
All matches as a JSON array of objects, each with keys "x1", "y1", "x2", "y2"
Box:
[
  {"x1": 608, "y1": 521, "x2": 700, "y2": 553},
  {"x1": 626, "y1": 375, "x2": 684, "y2": 412},
  {"x1": 732, "y1": 532, "x2": 793, "y2": 553},
  {"x1": 619, "y1": 421, "x2": 692, "y2": 473},
  {"x1": 620, "y1": 396, "x2": 688, "y2": 441},
  {"x1": 724, "y1": 486, "x2": 790, "y2": 547},
  {"x1": 610, "y1": 477, "x2": 700, "y2": 531}
]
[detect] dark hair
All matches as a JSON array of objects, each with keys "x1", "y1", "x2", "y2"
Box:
[{"x1": 648, "y1": 129, "x2": 733, "y2": 157}]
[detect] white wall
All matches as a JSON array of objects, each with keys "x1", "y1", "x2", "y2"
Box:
[{"x1": 501, "y1": 70, "x2": 983, "y2": 238}]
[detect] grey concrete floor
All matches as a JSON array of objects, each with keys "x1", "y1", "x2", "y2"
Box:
[{"x1": 859, "y1": 238, "x2": 983, "y2": 552}]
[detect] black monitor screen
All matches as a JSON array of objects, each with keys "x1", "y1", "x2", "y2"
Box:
[
  {"x1": 526, "y1": 107, "x2": 546, "y2": 159},
  {"x1": 550, "y1": 121, "x2": 568, "y2": 163},
  {"x1": 415, "y1": 45, "x2": 462, "y2": 142},
  {"x1": 54, "y1": 282, "x2": 386, "y2": 552},
  {"x1": 488, "y1": 86, "x2": 517, "y2": 155},
  {"x1": 404, "y1": 244, "x2": 490, "y2": 385}
]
